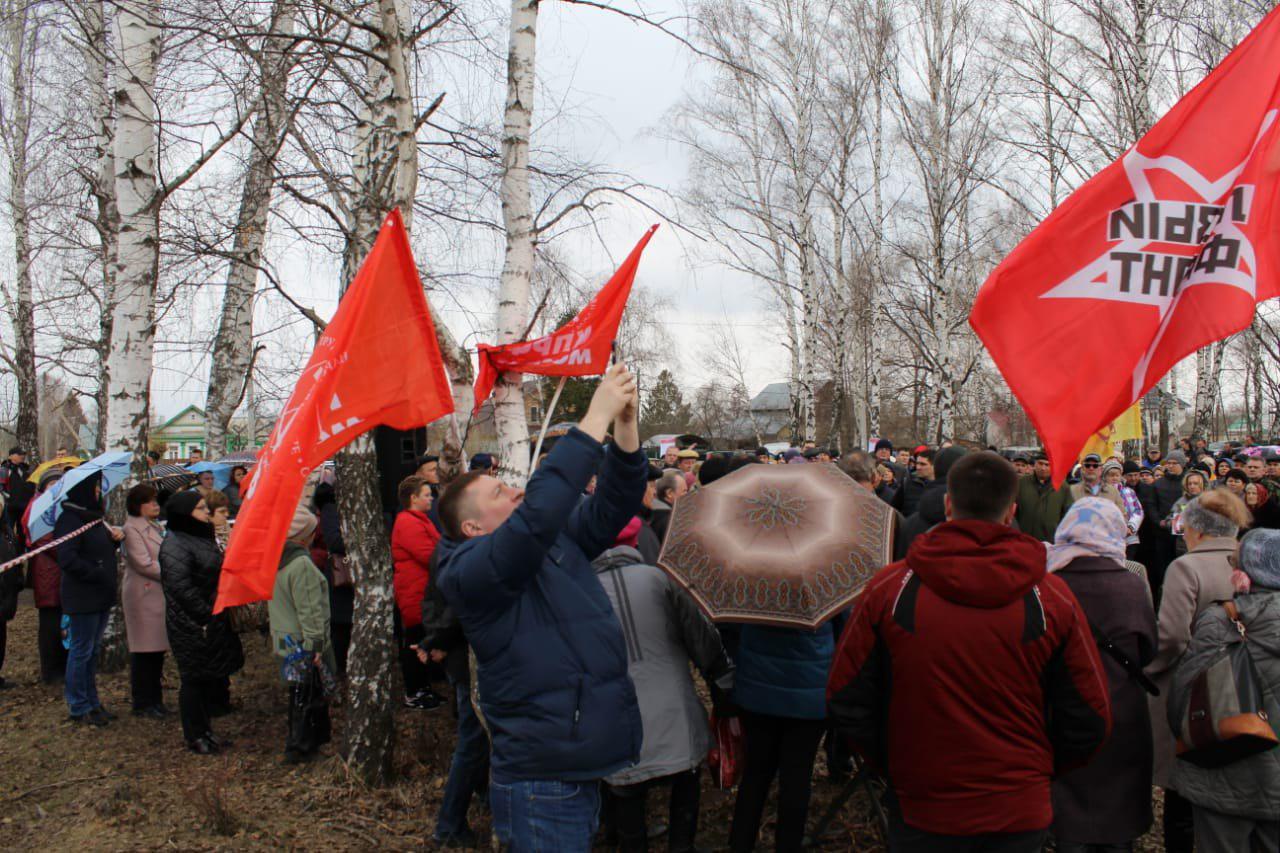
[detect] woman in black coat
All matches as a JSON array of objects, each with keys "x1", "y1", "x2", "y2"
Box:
[
  {"x1": 55, "y1": 472, "x2": 125, "y2": 725},
  {"x1": 0, "y1": 496, "x2": 21, "y2": 689},
  {"x1": 160, "y1": 491, "x2": 244, "y2": 754},
  {"x1": 1047, "y1": 498, "x2": 1158, "y2": 852}
]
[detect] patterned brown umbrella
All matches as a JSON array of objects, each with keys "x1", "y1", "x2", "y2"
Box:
[{"x1": 657, "y1": 462, "x2": 895, "y2": 628}]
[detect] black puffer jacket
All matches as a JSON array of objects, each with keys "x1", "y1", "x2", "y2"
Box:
[
  {"x1": 899, "y1": 482, "x2": 946, "y2": 555},
  {"x1": 55, "y1": 475, "x2": 120, "y2": 614},
  {"x1": 159, "y1": 505, "x2": 244, "y2": 680},
  {"x1": 0, "y1": 527, "x2": 20, "y2": 621},
  {"x1": 1153, "y1": 471, "x2": 1183, "y2": 520},
  {"x1": 421, "y1": 552, "x2": 468, "y2": 684}
]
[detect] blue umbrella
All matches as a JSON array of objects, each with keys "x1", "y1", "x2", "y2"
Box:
[
  {"x1": 187, "y1": 461, "x2": 232, "y2": 490},
  {"x1": 28, "y1": 450, "x2": 133, "y2": 540}
]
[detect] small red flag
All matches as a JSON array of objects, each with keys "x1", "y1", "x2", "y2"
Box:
[
  {"x1": 971, "y1": 9, "x2": 1280, "y2": 484},
  {"x1": 472, "y1": 225, "x2": 659, "y2": 413},
  {"x1": 214, "y1": 209, "x2": 454, "y2": 612}
]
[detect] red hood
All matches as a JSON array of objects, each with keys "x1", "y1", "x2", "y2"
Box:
[{"x1": 906, "y1": 519, "x2": 1047, "y2": 608}]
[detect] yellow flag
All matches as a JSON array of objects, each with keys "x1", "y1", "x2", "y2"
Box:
[{"x1": 1080, "y1": 404, "x2": 1143, "y2": 460}]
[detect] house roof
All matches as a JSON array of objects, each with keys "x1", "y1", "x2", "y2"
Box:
[
  {"x1": 156, "y1": 405, "x2": 206, "y2": 431},
  {"x1": 750, "y1": 383, "x2": 791, "y2": 412}
]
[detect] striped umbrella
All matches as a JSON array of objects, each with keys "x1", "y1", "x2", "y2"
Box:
[{"x1": 146, "y1": 463, "x2": 195, "y2": 493}]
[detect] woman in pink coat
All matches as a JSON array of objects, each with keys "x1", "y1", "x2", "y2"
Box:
[{"x1": 123, "y1": 483, "x2": 169, "y2": 718}]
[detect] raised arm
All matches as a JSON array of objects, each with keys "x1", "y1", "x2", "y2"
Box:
[
  {"x1": 442, "y1": 366, "x2": 639, "y2": 609},
  {"x1": 566, "y1": 365, "x2": 646, "y2": 558}
]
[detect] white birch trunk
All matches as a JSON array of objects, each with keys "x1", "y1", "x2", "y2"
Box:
[
  {"x1": 799, "y1": 217, "x2": 819, "y2": 444},
  {"x1": 1, "y1": 1, "x2": 37, "y2": 458},
  {"x1": 493, "y1": 0, "x2": 539, "y2": 484},
  {"x1": 923, "y1": 0, "x2": 954, "y2": 443},
  {"x1": 338, "y1": 0, "x2": 417, "y2": 787},
  {"x1": 1192, "y1": 341, "x2": 1226, "y2": 440},
  {"x1": 82, "y1": 0, "x2": 118, "y2": 455},
  {"x1": 867, "y1": 65, "x2": 885, "y2": 441},
  {"x1": 205, "y1": 0, "x2": 296, "y2": 456},
  {"x1": 1248, "y1": 321, "x2": 1264, "y2": 434},
  {"x1": 105, "y1": 0, "x2": 159, "y2": 472}
]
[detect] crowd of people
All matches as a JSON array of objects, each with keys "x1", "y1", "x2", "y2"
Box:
[{"x1": 1, "y1": 400, "x2": 1279, "y2": 852}]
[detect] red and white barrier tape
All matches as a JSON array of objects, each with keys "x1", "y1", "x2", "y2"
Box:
[{"x1": 0, "y1": 519, "x2": 103, "y2": 574}]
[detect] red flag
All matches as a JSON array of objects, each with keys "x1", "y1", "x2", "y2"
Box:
[
  {"x1": 472, "y1": 225, "x2": 659, "y2": 413},
  {"x1": 971, "y1": 9, "x2": 1280, "y2": 484},
  {"x1": 214, "y1": 209, "x2": 454, "y2": 612}
]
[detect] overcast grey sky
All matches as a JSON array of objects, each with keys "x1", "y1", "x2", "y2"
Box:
[{"x1": 144, "y1": 0, "x2": 788, "y2": 422}]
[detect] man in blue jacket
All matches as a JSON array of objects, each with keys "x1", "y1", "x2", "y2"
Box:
[{"x1": 434, "y1": 364, "x2": 647, "y2": 852}]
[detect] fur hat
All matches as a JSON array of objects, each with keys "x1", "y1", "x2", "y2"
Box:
[
  {"x1": 1239, "y1": 529, "x2": 1280, "y2": 590},
  {"x1": 288, "y1": 504, "x2": 318, "y2": 541}
]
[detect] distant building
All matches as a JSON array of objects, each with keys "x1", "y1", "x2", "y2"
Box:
[
  {"x1": 737, "y1": 381, "x2": 838, "y2": 446},
  {"x1": 152, "y1": 406, "x2": 207, "y2": 460},
  {"x1": 150, "y1": 406, "x2": 271, "y2": 461}
]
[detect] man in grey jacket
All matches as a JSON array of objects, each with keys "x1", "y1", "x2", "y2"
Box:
[{"x1": 593, "y1": 545, "x2": 734, "y2": 853}]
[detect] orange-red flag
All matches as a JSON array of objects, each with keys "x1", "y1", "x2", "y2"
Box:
[
  {"x1": 970, "y1": 8, "x2": 1280, "y2": 484},
  {"x1": 215, "y1": 209, "x2": 453, "y2": 612},
  {"x1": 472, "y1": 225, "x2": 658, "y2": 413}
]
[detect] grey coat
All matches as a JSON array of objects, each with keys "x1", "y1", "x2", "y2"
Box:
[
  {"x1": 593, "y1": 546, "x2": 734, "y2": 786},
  {"x1": 1146, "y1": 537, "x2": 1238, "y2": 787},
  {"x1": 1169, "y1": 589, "x2": 1280, "y2": 820},
  {"x1": 1051, "y1": 556, "x2": 1158, "y2": 844}
]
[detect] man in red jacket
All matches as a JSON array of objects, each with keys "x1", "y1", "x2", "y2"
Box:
[
  {"x1": 391, "y1": 475, "x2": 444, "y2": 711},
  {"x1": 828, "y1": 451, "x2": 1111, "y2": 852}
]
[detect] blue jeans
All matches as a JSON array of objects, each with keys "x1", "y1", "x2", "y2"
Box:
[
  {"x1": 434, "y1": 683, "x2": 490, "y2": 839},
  {"x1": 64, "y1": 611, "x2": 109, "y2": 716},
  {"x1": 490, "y1": 778, "x2": 600, "y2": 853}
]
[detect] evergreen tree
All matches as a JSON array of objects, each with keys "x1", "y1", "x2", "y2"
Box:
[{"x1": 641, "y1": 369, "x2": 691, "y2": 437}]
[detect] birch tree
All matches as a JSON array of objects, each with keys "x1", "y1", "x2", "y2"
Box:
[
  {"x1": 105, "y1": 0, "x2": 258, "y2": 467},
  {"x1": 332, "y1": 0, "x2": 415, "y2": 786},
  {"x1": 889, "y1": 0, "x2": 999, "y2": 442},
  {"x1": 851, "y1": 0, "x2": 895, "y2": 441},
  {"x1": 302, "y1": 0, "x2": 461, "y2": 786},
  {"x1": 676, "y1": 0, "x2": 834, "y2": 443},
  {"x1": 0, "y1": 0, "x2": 41, "y2": 460},
  {"x1": 103, "y1": 0, "x2": 161, "y2": 469},
  {"x1": 203, "y1": 0, "x2": 298, "y2": 457},
  {"x1": 75, "y1": 0, "x2": 119, "y2": 454},
  {"x1": 490, "y1": 0, "x2": 539, "y2": 484}
]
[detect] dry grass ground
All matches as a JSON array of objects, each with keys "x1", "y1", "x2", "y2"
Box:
[{"x1": 0, "y1": 591, "x2": 1168, "y2": 851}]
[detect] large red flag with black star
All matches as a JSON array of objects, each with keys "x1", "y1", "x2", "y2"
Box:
[{"x1": 971, "y1": 8, "x2": 1280, "y2": 484}]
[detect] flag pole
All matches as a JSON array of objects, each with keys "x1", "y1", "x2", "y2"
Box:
[{"x1": 531, "y1": 376, "x2": 568, "y2": 473}]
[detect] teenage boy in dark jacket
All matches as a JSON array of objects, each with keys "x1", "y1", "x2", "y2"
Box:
[
  {"x1": 828, "y1": 452, "x2": 1111, "y2": 853},
  {"x1": 434, "y1": 364, "x2": 647, "y2": 852}
]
